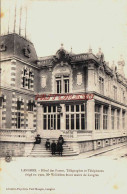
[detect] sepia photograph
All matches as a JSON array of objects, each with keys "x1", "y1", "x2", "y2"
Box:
[{"x1": 0, "y1": 0, "x2": 127, "y2": 193}]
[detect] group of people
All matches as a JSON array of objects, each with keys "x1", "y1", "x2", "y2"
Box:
[
  {"x1": 34, "y1": 134, "x2": 64, "y2": 156},
  {"x1": 45, "y1": 135, "x2": 64, "y2": 156}
]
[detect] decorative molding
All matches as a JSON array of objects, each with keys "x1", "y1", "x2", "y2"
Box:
[
  {"x1": 77, "y1": 73, "x2": 82, "y2": 86},
  {"x1": 41, "y1": 75, "x2": 47, "y2": 88}
]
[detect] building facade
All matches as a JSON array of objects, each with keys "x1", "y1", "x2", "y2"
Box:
[{"x1": 0, "y1": 33, "x2": 127, "y2": 156}]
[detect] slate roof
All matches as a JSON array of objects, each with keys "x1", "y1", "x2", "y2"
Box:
[{"x1": 0, "y1": 33, "x2": 38, "y2": 66}]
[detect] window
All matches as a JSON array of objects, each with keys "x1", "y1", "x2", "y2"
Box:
[
  {"x1": 43, "y1": 105, "x2": 61, "y2": 130},
  {"x1": 56, "y1": 75, "x2": 70, "y2": 93},
  {"x1": 122, "y1": 111, "x2": 125, "y2": 129},
  {"x1": 95, "y1": 105, "x2": 100, "y2": 130},
  {"x1": 99, "y1": 77, "x2": 104, "y2": 94},
  {"x1": 28, "y1": 101, "x2": 35, "y2": 111},
  {"x1": 111, "y1": 109, "x2": 115, "y2": 129},
  {"x1": 113, "y1": 86, "x2": 117, "y2": 100},
  {"x1": 103, "y1": 106, "x2": 108, "y2": 130},
  {"x1": 64, "y1": 78, "x2": 69, "y2": 93},
  {"x1": 56, "y1": 80, "x2": 61, "y2": 94},
  {"x1": 0, "y1": 96, "x2": 4, "y2": 108},
  {"x1": 16, "y1": 100, "x2": 22, "y2": 129},
  {"x1": 65, "y1": 104, "x2": 86, "y2": 130},
  {"x1": 117, "y1": 110, "x2": 120, "y2": 129},
  {"x1": 22, "y1": 68, "x2": 34, "y2": 90}
]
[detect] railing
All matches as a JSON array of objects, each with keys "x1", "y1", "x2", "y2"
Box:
[{"x1": 0, "y1": 128, "x2": 36, "y2": 142}]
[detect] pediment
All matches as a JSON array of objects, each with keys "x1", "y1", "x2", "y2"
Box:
[{"x1": 52, "y1": 48, "x2": 72, "y2": 64}]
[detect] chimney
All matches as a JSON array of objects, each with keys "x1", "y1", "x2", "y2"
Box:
[{"x1": 117, "y1": 55, "x2": 125, "y2": 76}]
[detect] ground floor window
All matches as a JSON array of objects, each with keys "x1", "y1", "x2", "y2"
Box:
[
  {"x1": 65, "y1": 104, "x2": 86, "y2": 130},
  {"x1": 43, "y1": 105, "x2": 61, "y2": 130},
  {"x1": 111, "y1": 109, "x2": 115, "y2": 129},
  {"x1": 103, "y1": 106, "x2": 108, "y2": 130},
  {"x1": 17, "y1": 112, "x2": 21, "y2": 128},
  {"x1": 122, "y1": 111, "x2": 125, "y2": 129},
  {"x1": 117, "y1": 110, "x2": 120, "y2": 129},
  {"x1": 95, "y1": 104, "x2": 100, "y2": 130}
]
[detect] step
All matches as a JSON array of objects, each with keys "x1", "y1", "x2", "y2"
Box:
[{"x1": 29, "y1": 142, "x2": 78, "y2": 157}]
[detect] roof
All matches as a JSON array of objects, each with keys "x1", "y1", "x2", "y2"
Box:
[{"x1": 0, "y1": 33, "x2": 38, "y2": 66}]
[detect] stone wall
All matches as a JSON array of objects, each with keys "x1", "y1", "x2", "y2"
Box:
[{"x1": 0, "y1": 142, "x2": 34, "y2": 157}]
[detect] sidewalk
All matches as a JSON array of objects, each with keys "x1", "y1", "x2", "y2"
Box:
[{"x1": 62, "y1": 141, "x2": 127, "y2": 160}]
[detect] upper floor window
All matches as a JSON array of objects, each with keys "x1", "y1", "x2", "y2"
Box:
[
  {"x1": 28, "y1": 100, "x2": 35, "y2": 111},
  {"x1": 22, "y1": 68, "x2": 34, "y2": 90},
  {"x1": 99, "y1": 77, "x2": 104, "y2": 94},
  {"x1": 113, "y1": 86, "x2": 117, "y2": 100},
  {"x1": 56, "y1": 75, "x2": 69, "y2": 94}
]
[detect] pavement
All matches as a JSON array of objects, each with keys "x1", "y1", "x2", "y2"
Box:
[{"x1": 57, "y1": 141, "x2": 127, "y2": 160}]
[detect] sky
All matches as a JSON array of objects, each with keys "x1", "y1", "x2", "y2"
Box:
[{"x1": 1, "y1": 0, "x2": 127, "y2": 76}]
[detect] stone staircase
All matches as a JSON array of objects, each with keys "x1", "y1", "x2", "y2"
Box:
[{"x1": 29, "y1": 141, "x2": 78, "y2": 157}]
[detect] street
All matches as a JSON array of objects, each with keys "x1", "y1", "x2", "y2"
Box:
[{"x1": 95, "y1": 144, "x2": 127, "y2": 159}]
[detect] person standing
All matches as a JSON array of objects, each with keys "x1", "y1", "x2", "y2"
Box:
[
  {"x1": 58, "y1": 135, "x2": 64, "y2": 145},
  {"x1": 51, "y1": 140, "x2": 56, "y2": 155},
  {"x1": 57, "y1": 140, "x2": 63, "y2": 156},
  {"x1": 45, "y1": 139, "x2": 50, "y2": 150}
]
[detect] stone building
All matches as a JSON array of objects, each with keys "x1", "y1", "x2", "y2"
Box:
[{"x1": 0, "y1": 32, "x2": 127, "y2": 156}]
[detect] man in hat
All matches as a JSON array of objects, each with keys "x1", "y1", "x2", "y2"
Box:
[
  {"x1": 51, "y1": 140, "x2": 56, "y2": 155},
  {"x1": 45, "y1": 139, "x2": 50, "y2": 150},
  {"x1": 58, "y1": 135, "x2": 64, "y2": 145}
]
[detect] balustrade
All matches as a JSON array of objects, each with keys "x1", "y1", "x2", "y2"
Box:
[{"x1": 0, "y1": 129, "x2": 36, "y2": 142}]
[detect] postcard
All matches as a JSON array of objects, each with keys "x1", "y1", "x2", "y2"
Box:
[{"x1": 0, "y1": 0, "x2": 127, "y2": 194}]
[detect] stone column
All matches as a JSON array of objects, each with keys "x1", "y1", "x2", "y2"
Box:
[
  {"x1": 86, "y1": 99, "x2": 95, "y2": 131},
  {"x1": 36, "y1": 104, "x2": 43, "y2": 136},
  {"x1": 61, "y1": 104, "x2": 65, "y2": 130}
]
